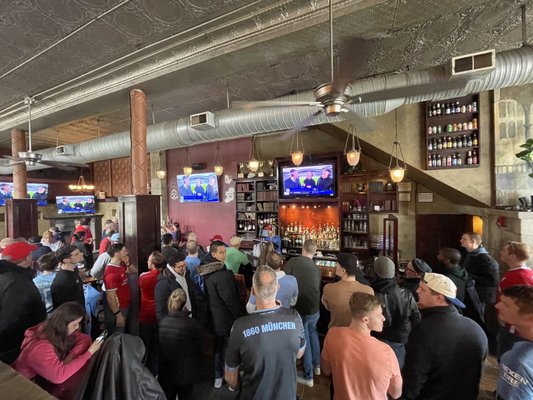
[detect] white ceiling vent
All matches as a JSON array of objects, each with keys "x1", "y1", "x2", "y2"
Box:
[
  {"x1": 190, "y1": 111, "x2": 215, "y2": 130},
  {"x1": 449, "y1": 49, "x2": 496, "y2": 78},
  {"x1": 56, "y1": 145, "x2": 75, "y2": 156}
]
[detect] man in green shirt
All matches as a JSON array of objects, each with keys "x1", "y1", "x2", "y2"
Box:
[{"x1": 225, "y1": 236, "x2": 250, "y2": 274}]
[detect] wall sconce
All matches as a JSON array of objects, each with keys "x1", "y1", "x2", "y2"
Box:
[
  {"x1": 183, "y1": 148, "x2": 193, "y2": 176},
  {"x1": 213, "y1": 142, "x2": 224, "y2": 176},
  {"x1": 290, "y1": 130, "x2": 304, "y2": 166},
  {"x1": 388, "y1": 110, "x2": 406, "y2": 183},
  {"x1": 344, "y1": 124, "x2": 361, "y2": 166},
  {"x1": 248, "y1": 136, "x2": 259, "y2": 172}
]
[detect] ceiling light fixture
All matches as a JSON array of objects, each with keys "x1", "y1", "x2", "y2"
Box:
[
  {"x1": 152, "y1": 106, "x2": 167, "y2": 179},
  {"x1": 213, "y1": 142, "x2": 224, "y2": 176},
  {"x1": 289, "y1": 130, "x2": 304, "y2": 166},
  {"x1": 248, "y1": 136, "x2": 259, "y2": 172},
  {"x1": 344, "y1": 124, "x2": 361, "y2": 166},
  {"x1": 388, "y1": 110, "x2": 406, "y2": 183},
  {"x1": 69, "y1": 172, "x2": 95, "y2": 193},
  {"x1": 183, "y1": 148, "x2": 193, "y2": 176}
]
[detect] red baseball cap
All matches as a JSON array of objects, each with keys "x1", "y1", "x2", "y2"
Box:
[
  {"x1": 2, "y1": 242, "x2": 38, "y2": 260},
  {"x1": 210, "y1": 234, "x2": 224, "y2": 242}
]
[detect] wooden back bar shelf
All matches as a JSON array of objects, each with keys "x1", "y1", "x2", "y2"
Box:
[{"x1": 425, "y1": 93, "x2": 480, "y2": 170}]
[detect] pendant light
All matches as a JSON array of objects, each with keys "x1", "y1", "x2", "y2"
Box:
[
  {"x1": 290, "y1": 130, "x2": 304, "y2": 166},
  {"x1": 213, "y1": 142, "x2": 224, "y2": 176},
  {"x1": 248, "y1": 136, "x2": 259, "y2": 172},
  {"x1": 152, "y1": 106, "x2": 167, "y2": 179},
  {"x1": 183, "y1": 148, "x2": 193, "y2": 176},
  {"x1": 344, "y1": 124, "x2": 361, "y2": 166},
  {"x1": 388, "y1": 110, "x2": 406, "y2": 183}
]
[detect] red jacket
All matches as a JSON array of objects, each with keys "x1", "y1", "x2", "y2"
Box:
[{"x1": 13, "y1": 323, "x2": 92, "y2": 384}]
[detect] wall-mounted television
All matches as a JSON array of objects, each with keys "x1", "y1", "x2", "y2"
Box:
[
  {"x1": 55, "y1": 195, "x2": 96, "y2": 214},
  {"x1": 176, "y1": 173, "x2": 220, "y2": 203},
  {"x1": 0, "y1": 182, "x2": 49, "y2": 206},
  {"x1": 279, "y1": 162, "x2": 337, "y2": 199}
]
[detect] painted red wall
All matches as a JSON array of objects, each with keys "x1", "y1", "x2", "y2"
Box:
[{"x1": 166, "y1": 138, "x2": 252, "y2": 248}]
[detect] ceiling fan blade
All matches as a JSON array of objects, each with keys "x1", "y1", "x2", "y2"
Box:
[
  {"x1": 2, "y1": 155, "x2": 23, "y2": 162},
  {"x1": 232, "y1": 100, "x2": 323, "y2": 110},
  {"x1": 278, "y1": 109, "x2": 324, "y2": 141},
  {"x1": 39, "y1": 160, "x2": 89, "y2": 170},
  {"x1": 342, "y1": 109, "x2": 376, "y2": 133},
  {"x1": 348, "y1": 80, "x2": 469, "y2": 104},
  {"x1": 332, "y1": 37, "x2": 375, "y2": 93}
]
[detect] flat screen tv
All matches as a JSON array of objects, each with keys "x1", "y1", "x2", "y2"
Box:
[
  {"x1": 279, "y1": 162, "x2": 337, "y2": 199},
  {"x1": 0, "y1": 182, "x2": 49, "y2": 206},
  {"x1": 177, "y1": 173, "x2": 220, "y2": 203},
  {"x1": 55, "y1": 195, "x2": 96, "y2": 214}
]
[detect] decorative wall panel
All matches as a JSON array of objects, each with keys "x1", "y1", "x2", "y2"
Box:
[
  {"x1": 93, "y1": 160, "x2": 112, "y2": 195},
  {"x1": 111, "y1": 158, "x2": 132, "y2": 196}
]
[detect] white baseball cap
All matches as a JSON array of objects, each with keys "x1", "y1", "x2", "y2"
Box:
[{"x1": 423, "y1": 272, "x2": 465, "y2": 308}]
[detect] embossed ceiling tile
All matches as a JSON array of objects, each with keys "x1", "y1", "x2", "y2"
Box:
[
  {"x1": 32, "y1": 0, "x2": 87, "y2": 26},
  {"x1": 11, "y1": 5, "x2": 64, "y2": 39},
  {"x1": 108, "y1": 8, "x2": 154, "y2": 39},
  {"x1": 140, "y1": 0, "x2": 185, "y2": 25}
]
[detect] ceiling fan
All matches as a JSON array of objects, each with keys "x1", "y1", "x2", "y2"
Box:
[
  {"x1": 1, "y1": 97, "x2": 89, "y2": 171},
  {"x1": 232, "y1": 0, "x2": 466, "y2": 130}
]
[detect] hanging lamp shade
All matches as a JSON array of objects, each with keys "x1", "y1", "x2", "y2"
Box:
[
  {"x1": 344, "y1": 124, "x2": 362, "y2": 166},
  {"x1": 291, "y1": 150, "x2": 304, "y2": 166},
  {"x1": 389, "y1": 166, "x2": 405, "y2": 183}
]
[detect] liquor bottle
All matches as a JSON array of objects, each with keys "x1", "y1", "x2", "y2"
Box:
[
  {"x1": 452, "y1": 137, "x2": 457, "y2": 149},
  {"x1": 462, "y1": 122, "x2": 468, "y2": 131},
  {"x1": 436, "y1": 155, "x2": 442, "y2": 167},
  {"x1": 472, "y1": 101, "x2": 478, "y2": 112},
  {"x1": 445, "y1": 103, "x2": 451, "y2": 114},
  {"x1": 467, "y1": 151, "x2": 473, "y2": 165},
  {"x1": 452, "y1": 153, "x2": 457, "y2": 166},
  {"x1": 428, "y1": 140, "x2": 433, "y2": 151},
  {"x1": 451, "y1": 102, "x2": 456, "y2": 114},
  {"x1": 437, "y1": 138, "x2": 443, "y2": 150},
  {"x1": 461, "y1": 104, "x2": 467, "y2": 113},
  {"x1": 428, "y1": 155, "x2": 432, "y2": 168},
  {"x1": 472, "y1": 149, "x2": 478, "y2": 164},
  {"x1": 446, "y1": 154, "x2": 452, "y2": 167},
  {"x1": 447, "y1": 136, "x2": 453, "y2": 149},
  {"x1": 472, "y1": 132, "x2": 478, "y2": 146},
  {"x1": 428, "y1": 106, "x2": 433, "y2": 118},
  {"x1": 431, "y1": 104, "x2": 436, "y2": 116},
  {"x1": 462, "y1": 135, "x2": 468, "y2": 148},
  {"x1": 472, "y1": 118, "x2": 478, "y2": 129},
  {"x1": 467, "y1": 135, "x2": 472, "y2": 148},
  {"x1": 455, "y1": 101, "x2": 460, "y2": 113},
  {"x1": 428, "y1": 126, "x2": 433, "y2": 135},
  {"x1": 456, "y1": 153, "x2": 462, "y2": 166},
  {"x1": 447, "y1": 123, "x2": 452, "y2": 133},
  {"x1": 457, "y1": 137, "x2": 463, "y2": 148},
  {"x1": 432, "y1": 154, "x2": 437, "y2": 167}
]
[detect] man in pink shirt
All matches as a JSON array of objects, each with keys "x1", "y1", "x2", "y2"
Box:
[
  {"x1": 497, "y1": 241, "x2": 533, "y2": 358},
  {"x1": 321, "y1": 292, "x2": 402, "y2": 400}
]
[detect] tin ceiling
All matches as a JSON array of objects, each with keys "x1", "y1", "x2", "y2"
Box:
[{"x1": 0, "y1": 0, "x2": 530, "y2": 149}]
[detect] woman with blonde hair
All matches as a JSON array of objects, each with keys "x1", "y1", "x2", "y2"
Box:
[{"x1": 158, "y1": 288, "x2": 204, "y2": 400}]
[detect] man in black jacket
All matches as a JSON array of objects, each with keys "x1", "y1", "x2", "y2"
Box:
[
  {"x1": 51, "y1": 245, "x2": 85, "y2": 309},
  {"x1": 197, "y1": 241, "x2": 245, "y2": 389},
  {"x1": 0, "y1": 242, "x2": 46, "y2": 364},
  {"x1": 403, "y1": 273, "x2": 488, "y2": 400},
  {"x1": 438, "y1": 247, "x2": 468, "y2": 304},
  {"x1": 372, "y1": 256, "x2": 420, "y2": 369}
]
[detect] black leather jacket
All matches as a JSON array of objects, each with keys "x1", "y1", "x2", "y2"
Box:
[{"x1": 372, "y1": 278, "x2": 421, "y2": 344}]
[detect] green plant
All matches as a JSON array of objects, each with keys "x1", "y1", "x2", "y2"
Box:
[{"x1": 516, "y1": 138, "x2": 533, "y2": 178}]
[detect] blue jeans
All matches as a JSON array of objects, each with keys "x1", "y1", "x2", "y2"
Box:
[
  {"x1": 302, "y1": 311, "x2": 320, "y2": 380},
  {"x1": 381, "y1": 339, "x2": 406, "y2": 370}
]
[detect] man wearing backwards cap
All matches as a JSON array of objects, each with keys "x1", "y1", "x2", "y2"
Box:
[
  {"x1": 0, "y1": 242, "x2": 46, "y2": 364},
  {"x1": 402, "y1": 273, "x2": 488, "y2": 400}
]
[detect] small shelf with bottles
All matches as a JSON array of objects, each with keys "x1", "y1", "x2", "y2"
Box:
[
  {"x1": 235, "y1": 177, "x2": 278, "y2": 239},
  {"x1": 425, "y1": 94, "x2": 480, "y2": 170},
  {"x1": 339, "y1": 171, "x2": 398, "y2": 253}
]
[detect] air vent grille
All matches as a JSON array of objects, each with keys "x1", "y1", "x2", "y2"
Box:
[{"x1": 450, "y1": 49, "x2": 495, "y2": 77}]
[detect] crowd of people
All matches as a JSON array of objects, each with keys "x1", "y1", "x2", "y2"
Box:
[{"x1": 0, "y1": 222, "x2": 532, "y2": 400}]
